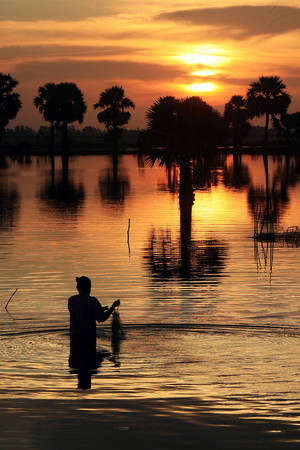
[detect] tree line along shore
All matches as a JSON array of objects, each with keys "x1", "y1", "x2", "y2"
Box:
[{"x1": 1, "y1": 73, "x2": 300, "y2": 154}]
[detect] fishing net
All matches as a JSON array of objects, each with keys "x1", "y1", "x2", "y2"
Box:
[{"x1": 111, "y1": 308, "x2": 125, "y2": 339}]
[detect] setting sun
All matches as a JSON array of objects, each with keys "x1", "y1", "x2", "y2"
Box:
[
  {"x1": 191, "y1": 69, "x2": 217, "y2": 77},
  {"x1": 179, "y1": 52, "x2": 227, "y2": 67},
  {"x1": 186, "y1": 82, "x2": 216, "y2": 93}
]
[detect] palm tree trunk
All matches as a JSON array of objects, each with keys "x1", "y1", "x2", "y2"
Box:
[
  {"x1": 62, "y1": 122, "x2": 69, "y2": 153},
  {"x1": 50, "y1": 121, "x2": 55, "y2": 149},
  {"x1": 179, "y1": 157, "x2": 194, "y2": 276},
  {"x1": 113, "y1": 124, "x2": 119, "y2": 153},
  {"x1": 51, "y1": 154, "x2": 55, "y2": 187},
  {"x1": 263, "y1": 154, "x2": 271, "y2": 234},
  {"x1": 62, "y1": 153, "x2": 69, "y2": 185},
  {"x1": 264, "y1": 112, "x2": 270, "y2": 148},
  {"x1": 0, "y1": 127, "x2": 4, "y2": 144}
]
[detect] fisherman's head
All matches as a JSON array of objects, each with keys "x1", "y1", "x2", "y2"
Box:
[{"x1": 76, "y1": 276, "x2": 91, "y2": 295}]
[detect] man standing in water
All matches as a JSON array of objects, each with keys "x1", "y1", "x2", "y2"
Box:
[{"x1": 68, "y1": 276, "x2": 120, "y2": 388}]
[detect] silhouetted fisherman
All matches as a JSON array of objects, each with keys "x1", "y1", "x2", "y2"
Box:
[{"x1": 68, "y1": 276, "x2": 120, "y2": 389}]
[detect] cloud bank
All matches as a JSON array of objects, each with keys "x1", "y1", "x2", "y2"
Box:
[
  {"x1": 13, "y1": 59, "x2": 186, "y2": 82},
  {"x1": 0, "y1": 0, "x2": 113, "y2": 21},
  {"x1": 156, "y1": 6, "x2": 300, "y2": 39},
  {"x1": 0, "y1": 45, "x2": 144, "y2": 60}
]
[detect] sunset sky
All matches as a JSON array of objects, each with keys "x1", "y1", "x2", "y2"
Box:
[{"x1": 2, "y1": 0, "x2": 300, "y2": 129}]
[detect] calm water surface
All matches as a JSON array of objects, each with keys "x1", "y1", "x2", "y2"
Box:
[{"x1": 1, "y1": 153, "x2": 300, "y2": 423}]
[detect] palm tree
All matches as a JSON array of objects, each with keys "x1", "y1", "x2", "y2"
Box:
[
  {"x1": 146, "y1": 95, "x2": 224, "y2": 149},
  {"x1": 176, "y1": 96, "x2": 224, "y2": 147},
  {"x1": 0, "y1": 73, "x2": 22, "y2": 143},
  {"x1": 34, "y1": 83, "x2": 58, "y2": 148},
  {"x1": 94, "y1": 85, "x2": 134, "y2": 149},
  {"x1": 246, "y1": 76, "x2": 291, "y2": 147},
  {"x1": 54, "y1": 83, "x2": 86, "y2": 150},
  {"x1": 224, "y1": 95, "x2": 250, "y2": 149},
  {"x1": 146, "y1": 96, "x2": 179, "y2": 146},
  {"x1": 273, "y1": 112, "x2": 300, "y2": 146}
]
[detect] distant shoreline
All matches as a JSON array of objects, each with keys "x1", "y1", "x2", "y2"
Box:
[{"x1": 0, "y1": 145, "x2": 294, "y2": 156}]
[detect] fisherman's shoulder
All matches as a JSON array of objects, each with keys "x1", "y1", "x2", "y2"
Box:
[{"x1": 89, "y1": 296, "x2": 101, "y2": 305}]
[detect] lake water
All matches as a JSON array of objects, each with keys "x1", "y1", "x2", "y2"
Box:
[{"x1": 1, "y1": 153, "x2": 300, "y2": 426}]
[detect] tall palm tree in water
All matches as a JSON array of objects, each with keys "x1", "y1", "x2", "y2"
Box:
[
  {"x1": 94, "y1": 85, "x2": 134, "y2": 150},
  {"x1": 246, "y1": 76, "x2": 291, "y2": 147}
]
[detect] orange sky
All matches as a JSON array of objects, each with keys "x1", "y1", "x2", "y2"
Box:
[{"x1": 2, "y1": 0, "x2": 300, "y2": 129}]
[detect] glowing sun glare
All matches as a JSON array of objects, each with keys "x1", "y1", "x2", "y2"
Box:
[
  {"x1": 180, "y1": 53, "x2": 226, "y2": 67},
  {"x1": 187, "y1": 82, "x2": 216, "y2": 93},
  {"x1": 191, "y1": 69, "x2": 217, "y2": 77}
]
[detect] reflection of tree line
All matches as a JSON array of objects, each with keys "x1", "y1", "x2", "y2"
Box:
[
  {"x1": 248, "y1": 154, "x2": 300, "y2": 235},
  {"x1": 0, "y1": 159, "x2": 20, "y2": 261},
  {"x1": 144, "y1": 151, "x2": 300, "y2": 282},
  {"x1": 0, "y1": 151, "x2": 299, "y2": 277},
  {"x1": 144, "y1": 153, "x2": 228, "y2": 282},
  {"x1": 39, "y1": 155, "x2": 85, "y2": 217},
  {"x1": 247, "y1": 154, "x2": 300, "y2": 278},
  {"x1": 99, "y1": 152, "x2": 130, "y2": 204},
  {"x1": 38, "y1": 153, "x2": 131, "y2": 216}
]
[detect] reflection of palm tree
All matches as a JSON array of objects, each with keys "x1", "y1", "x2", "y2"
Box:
[
  {"x1": 248, "y1": 155, "x2": 294, "y2": 237},
  {"x1": 144, "y1": 154, "x2": 227, "y2": 281},
  {"x1": 248, "y1": 154, "x2": 300, "y2": 278},
  {"x1": 39, "y1": 155, "x2": 85, "y2": 217},
  {"x1": 223, "y1": 154, "x2": 250, "y2": 190},
  {"x1": 192, "y1": 153, "x2": 226, "y2": 190},
  {"x1": 246, "y1": 76, "x2": 291, "y2": 147},
  {"x1": 0, "y1": 182, "x2": 19, "y2": 228},
  {"x1": 0, "y1": 179, "x2": 20, "y2": 262},
  {"x1": 144, "y1": 229, "x2": 227, "y2": 282},
  {"x1": 99, "y1": 154, "x2": 130, "y2": 204}
]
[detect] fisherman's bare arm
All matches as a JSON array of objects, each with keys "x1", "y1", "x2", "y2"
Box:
[{"x1": 97, "y1": 299, "x2": 120, "y2": 322}]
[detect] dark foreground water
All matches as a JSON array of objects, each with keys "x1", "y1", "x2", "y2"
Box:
[{"x1": 1, "y1": 153, "x2": 300, "y2": 427}]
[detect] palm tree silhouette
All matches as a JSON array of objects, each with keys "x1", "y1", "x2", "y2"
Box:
[
  {"x1": 54, "y1": 83, "x2": 86, "y2": 151},
  {"x1": 94, "y1": 85, "x2": 134, "y2": 150},
  {"x1": 246, "y1": 76, "x2": 291, "y2": 147},
  {"x1": 145, "y1": 95, "x2": 224, "y2": 149},
  {"x1": 35, "y1": 83, "x2": 86, "y2": 151},
  {"x1": 146, "y1": 96, "x2": 179, "y2": 147},
  {"x1": 224, "y1": 95, "x2": 250, "y2": 149},
  {"x1": 34, "y1": 83, "x2": 58, "y2": 148},
  {"x1": 0, "y1": 73, "x2": 22, "y2": 143},
  {"x1": 273, "y1": 111, "x2": 300, "y2": 146}
]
